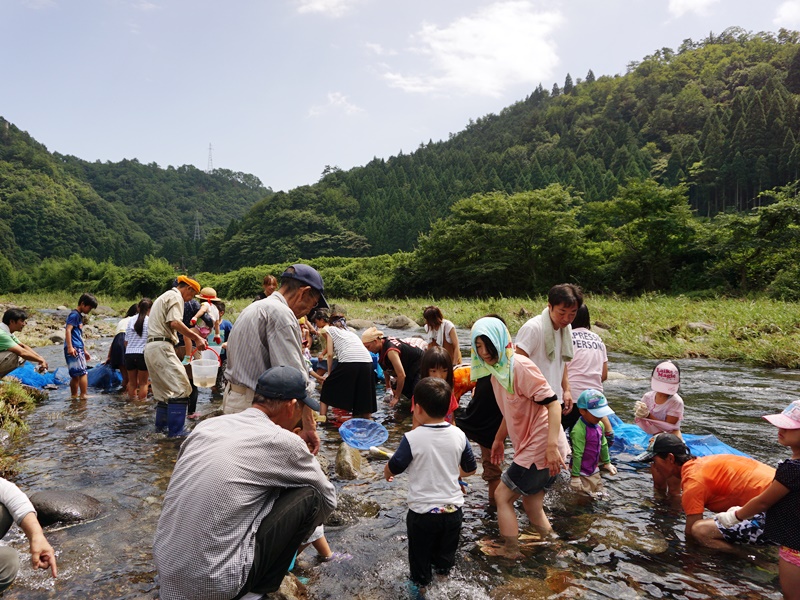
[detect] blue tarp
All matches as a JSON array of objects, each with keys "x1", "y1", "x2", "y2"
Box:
[
  {"x1": 6, "y1": 362, "x2": 70, "y2": 387},
  {"x1": 609, "y1": 414, "x2": 750, "y2": 458},
  {"x1": 86, "y1": 363, "x2": 123, "y2": 391}
]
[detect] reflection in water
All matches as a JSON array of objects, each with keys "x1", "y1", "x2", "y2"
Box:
[{"x1": 2, "y1": 341, "x2": 797, "y2": 598}]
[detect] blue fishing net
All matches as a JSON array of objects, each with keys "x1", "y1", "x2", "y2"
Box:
[{"x1": 339, "y1": 418, "x2": 388, "y2": 450}]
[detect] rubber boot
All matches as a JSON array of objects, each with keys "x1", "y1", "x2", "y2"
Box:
[
  {"x1": 167, "y1": 400, "x2": 190, "y2": 437},
  {"x1": 187, "y1": 383, "x2": 198, "y2": 416},
  {"x1": 155, "y1": 401, "x2": 168, "y2": 433}
]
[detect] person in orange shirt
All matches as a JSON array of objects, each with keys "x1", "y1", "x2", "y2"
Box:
[{"x1": 638, "y1": 433, "x2": 775, "y2": 551}]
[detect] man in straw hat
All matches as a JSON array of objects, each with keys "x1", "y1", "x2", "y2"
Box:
[
  {"x1": 223, "y1": 264, "x2": 328, "y2": 454},
  {"x1": 144, "y1": 276, "x2": 208, "y2": 437}
]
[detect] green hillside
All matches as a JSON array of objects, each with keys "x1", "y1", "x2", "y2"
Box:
[
  {"x1": 0, "y1": 118, "x2": 268, "y2": 270},
  {"x1": 208, "y1": 27, "x2": 800, "y2": 266}
]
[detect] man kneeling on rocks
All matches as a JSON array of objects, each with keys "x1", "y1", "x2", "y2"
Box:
[{"x1": 153, "y1": 365, "x2": 336, "y2": 600}]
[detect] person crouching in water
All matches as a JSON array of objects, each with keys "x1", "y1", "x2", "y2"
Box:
[{"x1": 471, "y1": 317, "x2": 568, "y2": 558}]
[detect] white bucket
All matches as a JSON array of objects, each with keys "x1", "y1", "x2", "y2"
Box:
[{"x1": 192, "y1": 359, "x2": 219, "y2": 388}]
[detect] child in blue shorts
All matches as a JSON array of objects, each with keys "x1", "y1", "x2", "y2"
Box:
[{"x1": 64, "y1": 293, "x2": 98, "y2": 399}]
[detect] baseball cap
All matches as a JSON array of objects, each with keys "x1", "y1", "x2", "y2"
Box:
[
  {"x1": 763, "y1": 400, "x2": 800, "y2": 430},
  {"x1": 635, "y1": 432, "x2": 690, "y2": 462},
  {"x1": 280, "y1": 264, "x2": 328, "y2": 309},
  {"x1": 651, "y1": 361, "x2": 680, "y2": 395},
  {"x1": 576, "y1": 389, "x2": 615, "y2": 418},
  {"x1": 255, "y1": 365, "x2": 321, "y2": 412}
]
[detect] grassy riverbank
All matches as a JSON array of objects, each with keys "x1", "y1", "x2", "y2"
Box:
[{"x1": 3, "y1": 293, "x2": 800, "y2": 369}]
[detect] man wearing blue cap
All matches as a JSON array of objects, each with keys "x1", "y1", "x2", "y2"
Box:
[
  {"x1": 154, "y1": 365, "x2": 336, "y2": 600},
  {"x1": 222, "y1": 264, "x2": 328, "y2": 454}
]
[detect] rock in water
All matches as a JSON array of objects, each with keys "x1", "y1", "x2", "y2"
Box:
[
  {"x1": 335, "y1": 443, "x2": 363, "y2": 480},
  {"x1": 29, "y1": 490, "x2": 103, "y2": 526},
  {"x1": 386, "y1": 315, "x2": 419, "y2": 330}
]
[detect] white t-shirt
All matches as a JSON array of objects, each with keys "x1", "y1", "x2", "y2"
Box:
[
  {"x1": 425, "y1": 319, "x2": 456, "y2": 347},
  {"x1": 567, "y1": 328, "x2": 608, "y2": 397},
  {"x1": 514, "y1": 314, "x2": 565, "y2": 401}
]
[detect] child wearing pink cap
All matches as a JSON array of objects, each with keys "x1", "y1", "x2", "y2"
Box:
[
  {"x1": 714, "y1": 400, "x2": 800, "y2": 600},
  {"x1": 634, "y1": 361, "x2": 684, "y2": 438}
]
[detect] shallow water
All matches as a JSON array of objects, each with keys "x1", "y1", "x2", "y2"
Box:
[{"x1": 2, "y1": 336, "x2": 797, "y2": 599}]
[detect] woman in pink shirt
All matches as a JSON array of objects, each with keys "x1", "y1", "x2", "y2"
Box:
[{"x1": 471, "y1": 317, "x2": 569, "y2": 558}]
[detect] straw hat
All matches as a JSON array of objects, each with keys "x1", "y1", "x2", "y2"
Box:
[{"x1": 197, "y1": 286, "x2": 221, "y2": 301}]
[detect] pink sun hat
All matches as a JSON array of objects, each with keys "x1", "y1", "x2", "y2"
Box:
[{"x1": 763, "y1": 400, "x2": 800, "y2": 430}]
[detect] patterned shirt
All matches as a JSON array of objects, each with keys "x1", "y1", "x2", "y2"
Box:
[{"x1": 153, "y1": 408, "x2": 336, "y2": 600}]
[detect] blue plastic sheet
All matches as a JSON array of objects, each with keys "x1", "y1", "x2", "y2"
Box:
[
  {"x1": 339, "y1": 418, "x2": 389, "y2": 450},
  {"x1": 609, "y1": 414, "x2": 749, "y2": 458},
  {"x1": 5, "y1": 362, "x2": 69, "y2": 388},
  {"x1": 86, "y1": 363, "x2": 123, "y2": 391}
]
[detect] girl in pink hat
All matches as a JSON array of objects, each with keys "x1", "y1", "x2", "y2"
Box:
[
  {"x1": 714, "y1": 400, "x2": 800, "y2": 600},
  {"x1": 634, "y1": 361, "x2": 684, "y2": 438}
]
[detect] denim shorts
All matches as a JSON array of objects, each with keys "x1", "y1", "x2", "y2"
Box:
[
  {"x1": 716, "y1": 512, "x2": 773, "y2": 545},
  {"x1": 65, "y1": 349, "x2": 87, "y2": 378},
  {"x1": 501, "y1": 462, "x2": 555, "y2": 496}
]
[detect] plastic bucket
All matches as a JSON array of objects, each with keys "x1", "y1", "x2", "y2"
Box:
[{"x1": 191, "y1": 359, "x2": 219, "y2": 388}]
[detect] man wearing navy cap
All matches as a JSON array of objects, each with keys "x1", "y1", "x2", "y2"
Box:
[
  {"x1": 222, "y1": 264, "x2": 327, "y2": 453},
  {"x1": 154, "y1": 365, "x2": 336, "y2": 600}
]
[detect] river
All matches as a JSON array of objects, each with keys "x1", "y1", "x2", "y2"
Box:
[{"x1": 2, "y1": 329, "x2": 798, "y2": 599}]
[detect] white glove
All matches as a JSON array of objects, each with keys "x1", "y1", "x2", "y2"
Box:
[
  {"x1": 715, "y1": 506, "x2": 742, "y2": 528},
  {"x1": 570, "y1": 477, "x2": 584, "y2": 492},
  {"x1": 634, "y1": 401, "x2": 650, "y2": 419},
  {"x1": 601, "y1": 462, "x2": 618, "y2": 475}
]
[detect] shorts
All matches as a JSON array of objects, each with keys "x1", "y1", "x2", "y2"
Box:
[
  {"x1": 124, "y1": 353, "x2": 147, "y2": 371},
  {"x1": 780, "y1": 546, "x2": 800, "y2": 567},
  {"x1": 304, "y1": 524, "x2": 325, "y2": 545},
  {"x1": 197, "y1": 326, "x2": 211, "y2": 338},
  {"x1": 65, "y1": 349, "x2": 88, "y2": 378},
  {"x1": 501, "y1": 462, "x2": 555, "y2": 496},
  {"x1": 716, "y1": 512, "x2": 772, "y2": 545}
]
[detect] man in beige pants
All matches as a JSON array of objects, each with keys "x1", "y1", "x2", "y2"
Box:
[{"x1": 144, "y1": 276, "x2": 208, "y2": 437}]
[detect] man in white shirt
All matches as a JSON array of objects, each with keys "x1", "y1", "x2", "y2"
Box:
[{"x1": 514, "y1": 284, "x2": 583, "y2": 427}]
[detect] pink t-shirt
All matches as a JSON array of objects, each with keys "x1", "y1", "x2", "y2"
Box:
[
  {"x1": 491, "y1": 355, "x2": 570, "y2": 470},
  {"x1": 566, "y1": 328, "x2": 608, "y2": 397},
  {"x1": 635, "y1": 390, "x2": 684, "y2": 434}
]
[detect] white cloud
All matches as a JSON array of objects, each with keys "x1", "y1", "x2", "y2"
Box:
[
  {"x1": 667, "y1": 0, "x2": 721, "y2": 18},
  {"x1": 365, "y1": 42, "x2": 397, "y2": 57},
  {"x1": 382, "y1": 1, "x2": 563, "y2": 97},
  {"x1": 308, "y1": 92, "x2": 365, "y2": 117},
  {"x1": 295, "y1": 0, "x2": 361, "y2": 18},
  {"x1": 774, "y1": 0, "x2": 800, "y2": 26},
  {"x1": 132, "y1": 1, "x2": 160, "y2": 11}
]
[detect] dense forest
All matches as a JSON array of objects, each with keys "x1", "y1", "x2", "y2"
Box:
[
  {"x1": 3, "y1": 27, "x2": 800, "y2": 300},
  {"x1": 205, "y1": 28, "x2": 800, "y2": 272},
  {"x1": 0, "y1": 118, "x2": 268, "y2": 270}
]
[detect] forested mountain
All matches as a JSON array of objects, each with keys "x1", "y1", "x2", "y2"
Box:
[
  {"x1": 0, "y1": 117, "x2": 267, "y2": 269},
  {"x1": 207, "y1": 27, "x2": 800, "y2": 266}
]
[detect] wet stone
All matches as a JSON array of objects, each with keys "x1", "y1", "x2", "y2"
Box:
[
  {"x1": 386, "y1": 315, "x2": 420, "y2": 330},
  {"x1": 335, "y1": 443, "x2": 363, "y2": 480},
  {"x1": 325, "y1": 492, "x2": 381, "y2": 526},
  {"x1": 29, "y1": 490, "x2": 103, "y2": 526}
]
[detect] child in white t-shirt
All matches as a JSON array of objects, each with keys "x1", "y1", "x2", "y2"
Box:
[
  {"x1": 634, "y1": 361, "x2": 684, "y2": 437},
  {"x1": 384, "y1": 377, "x2": 476, "y2": 593}
]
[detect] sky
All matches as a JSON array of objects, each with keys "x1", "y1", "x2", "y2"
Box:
[{"x1": 2, "y1": 0, "x2": 800, "y2": 193}]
